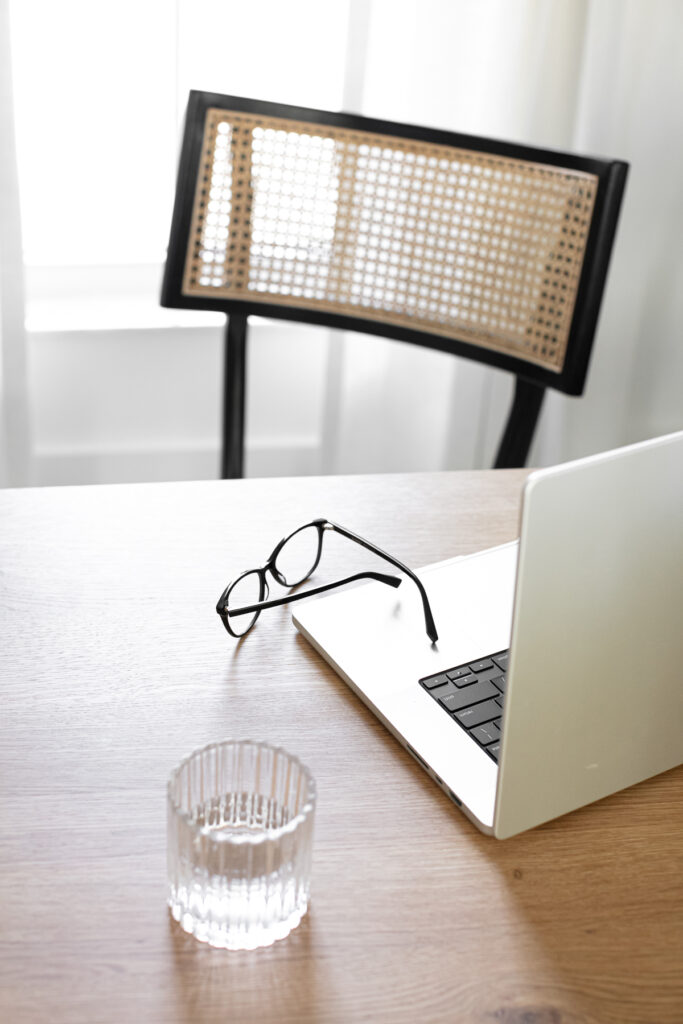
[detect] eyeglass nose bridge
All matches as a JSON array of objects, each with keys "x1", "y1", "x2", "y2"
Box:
[{"x1": 263, "y1": 534, "x2": 291, "y2": 588}]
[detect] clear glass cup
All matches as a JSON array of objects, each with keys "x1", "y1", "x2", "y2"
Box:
[{"x1": 167, "y1": 739, "x2": 316, "y2": 950}]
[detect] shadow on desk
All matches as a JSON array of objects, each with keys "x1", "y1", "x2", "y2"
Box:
[{"x1": 167, "y1": 909, "x2": 335, "y2": 1023}]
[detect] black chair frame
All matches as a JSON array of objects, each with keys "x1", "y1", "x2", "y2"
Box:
[{"x1": 161, "y1": 92, "x2": 628, "y2": 477}]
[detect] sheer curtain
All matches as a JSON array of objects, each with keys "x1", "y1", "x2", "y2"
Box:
[
  {"x1": 533, "y1": 0, "x2": 683, "y2": 464},
  {"x1": 355, "y1": 0, "x2": 683, "y2": 469},
  {"x1": 1, "y1": 0, "x2": 681, "y2": 487}
]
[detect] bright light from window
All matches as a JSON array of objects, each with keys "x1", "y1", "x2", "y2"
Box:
[
  {"x1": 10, "y1": 0, "x2": 350, "y2": 268},
  {"x1": 9, "y1": 0, "x2": 177, "y2": 266}
]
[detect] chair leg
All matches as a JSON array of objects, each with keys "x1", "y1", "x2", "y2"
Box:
[
  {"x1": 221, "y1": 312, "x2": 248, "y2": 479},
  {"x1": 494, "y1": 378, "x2": 546, "y2": 469}
]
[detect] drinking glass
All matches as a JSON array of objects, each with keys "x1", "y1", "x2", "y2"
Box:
[{"x1": 167, "y1": 739, "x2": 316, "y2": 950}]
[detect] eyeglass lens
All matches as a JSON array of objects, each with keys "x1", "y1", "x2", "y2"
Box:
[
  {"x1": 225, "y1": 570, "x2": 265, "y2": 636},
  {"x1": 273, "y1": 524, "x2": 321, "y2": 586}
]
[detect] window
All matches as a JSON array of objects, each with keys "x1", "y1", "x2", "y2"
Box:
[{"x1": 10, "y1": 0, "x2": 350, "y2": 313}]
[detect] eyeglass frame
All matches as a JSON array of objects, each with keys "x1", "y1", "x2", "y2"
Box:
[{"x1": 215, "y1": 517, "x2": 438, "y2": 643}]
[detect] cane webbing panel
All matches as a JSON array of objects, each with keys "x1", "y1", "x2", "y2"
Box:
[{"x1": 182, "y1": 109, "x2": 599, "y2": 372}]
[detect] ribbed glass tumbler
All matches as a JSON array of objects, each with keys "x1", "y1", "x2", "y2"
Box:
[{"x1": 167, "y1": 739, "x2": 316, "y2": 950}]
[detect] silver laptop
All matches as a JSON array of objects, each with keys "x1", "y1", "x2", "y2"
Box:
[{"x1": 293, "y1": 431, "x2": 683, "y2": 838}]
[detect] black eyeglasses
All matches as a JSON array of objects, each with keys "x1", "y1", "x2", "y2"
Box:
[{"x1": 216, "y1": 518, "x2": 438, "y2": 643}]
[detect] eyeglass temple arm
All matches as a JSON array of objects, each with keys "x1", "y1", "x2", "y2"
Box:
[
  {"x1": 322, "y1": 520, "x2": 439, "y2": 643},
  {"x1": 226, "y1": 571, "x2": 402, "y2": 617}
]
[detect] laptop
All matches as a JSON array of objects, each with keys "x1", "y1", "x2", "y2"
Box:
[{"x1": 293, "y1": 431, "x2": 683, "y2": 838}]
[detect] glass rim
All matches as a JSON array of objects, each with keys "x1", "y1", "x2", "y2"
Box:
[{"x1": 167, "y1": 738, "x2": 317, "y2": 845}]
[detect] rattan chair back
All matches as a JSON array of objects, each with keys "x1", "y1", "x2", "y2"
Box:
[{"x1": 162, "y1": 93, "x2": 628, "y2": 477}]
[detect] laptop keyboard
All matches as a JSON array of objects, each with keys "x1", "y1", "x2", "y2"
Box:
[{"x1": 419, "y1": 649, "x2": 509, "y2": 763}]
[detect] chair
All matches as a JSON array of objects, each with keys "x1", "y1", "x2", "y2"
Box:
[{"x1": 161, "y1": 92, "x2": 628, "y2": 478}]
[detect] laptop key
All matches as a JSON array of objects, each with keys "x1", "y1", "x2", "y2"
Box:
[
  {"x1": 446, "y1": 666, "x2": 473, "y2": 682},
  {"x1": 491, "y1": 675, "x2": 506, "y2": 693},
  {"x1": 493, "y1": 652, "x2": 509, "y2": 672},
  {"x1": 451, "y1": 673, "x2": 478, "y2": 688},
  {"x1": 487, "y1": 742, "x2": 501, "y2": 762},
  {"x1": 454, "y1": 699, "x2": 501, "y2": 728},
  {"x1": 469, "y1": 658, "x2": 494, "y2": 673},
  {"x1": 438, "y1": 679, "x2": 500, "y2": 713},
  {"x1": 422, "y1": 673, "x2": 451, "y2": 690},
  {"x1": 471, "y1": 721, "x2": 501, "y2": 746}
]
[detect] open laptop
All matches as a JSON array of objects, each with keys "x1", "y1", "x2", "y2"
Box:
[{"x1": 293, "y1": 431, "x2": 683, "y2": 838}]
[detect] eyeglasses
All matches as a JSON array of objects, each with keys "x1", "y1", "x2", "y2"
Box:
[{"x1": 216, "y1": 518, "x2": 438, "y2": 643}]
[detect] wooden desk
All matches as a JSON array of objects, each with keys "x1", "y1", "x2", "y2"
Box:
[{"x1": 1, "y1": 471, "x2": 681, "y2": 1024}]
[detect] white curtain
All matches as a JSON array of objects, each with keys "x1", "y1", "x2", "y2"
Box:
[
  {"x1": 1, "y1": 0, "x2": 681, "y2": 486},
  {"x1": 351, "y1": 0, "x2": 683, "y2": 469},
  {"x1": 533, "y1": 0, "x2": 683, "y2": 464}
]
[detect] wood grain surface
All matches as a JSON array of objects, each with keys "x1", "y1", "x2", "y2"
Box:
[{"x1": 1, "y1": 471, "x2": 681, "y2": 1024}]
